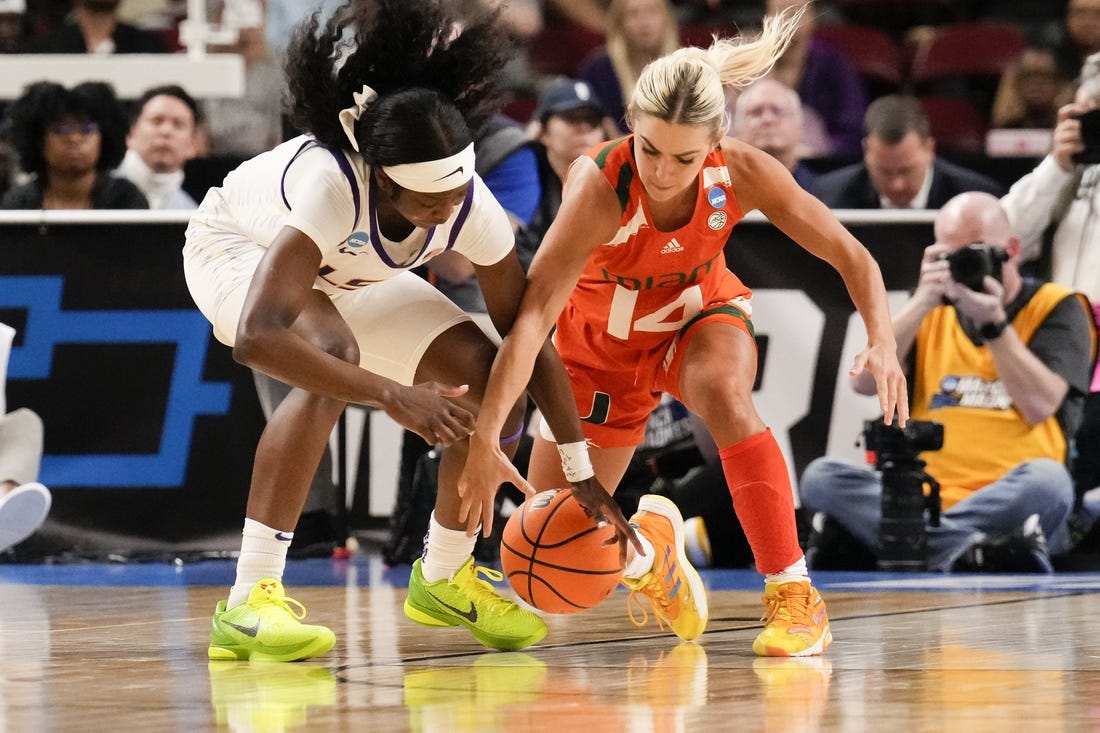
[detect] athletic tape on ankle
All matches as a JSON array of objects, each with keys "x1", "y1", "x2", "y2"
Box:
[
  {"x1": 557, "y1": 440, "x2": 595, "y2": 482},
  {"x1": 499, "y1": 422, "x2": 525, "y2": 446}
]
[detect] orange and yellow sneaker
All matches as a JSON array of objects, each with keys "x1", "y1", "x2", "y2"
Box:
[
  {"x1": 622, "y1": 495, "x2": 708, "y2": 641},
  {"x1": 753, "y1": 580, "x2": 832, "y2": 657}
]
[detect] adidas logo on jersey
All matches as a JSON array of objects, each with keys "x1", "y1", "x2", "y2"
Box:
[{"x1": 660, "y1": 238, "x2": 684, "y2": 254}]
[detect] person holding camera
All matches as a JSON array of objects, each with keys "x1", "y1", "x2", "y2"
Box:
[
  {"x1": 800, "y1": 191, "x2": 1097, "y2": 573},
  {"x1": 1002, "y1": 51, "x2": 1100, "y2": 545}
]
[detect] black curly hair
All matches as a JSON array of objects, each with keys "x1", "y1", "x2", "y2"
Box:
[
  {"x1": 283, "y1": 0, "x2": 516, "y2": 167},
  {"x1": 6, "y1": 80, "x2": 130, "y2": 177}
]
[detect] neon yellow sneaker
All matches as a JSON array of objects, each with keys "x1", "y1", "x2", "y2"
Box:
[
  {"x1": 623, "y1": 495, "x2": 708, "y2": 641},
  {"x1": 404, "y1": 557, "x2": 547, "y2": 651},
  {"x1": 208, "y1": 661, "x2": 336, "y2": 732},
  {"x1": 753, "y1": 580, "x2": 832, "y2": 657},
  {"x1": 208, "y1": 579, "x2": 336, "y2": 662}
]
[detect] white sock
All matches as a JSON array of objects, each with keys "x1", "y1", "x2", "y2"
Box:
[
  {"x1": 765, "y1": 556, "x2": 809, "y2": 586},
  {"x1": 622, "y1": 533, "x2": 656, "y2": 580},
  {"x1": 227, "y1": 518, "x2": 292, "y2": 609},
  {"x1": 420, "y1": 513, "x2": 477, "y2": 583}
]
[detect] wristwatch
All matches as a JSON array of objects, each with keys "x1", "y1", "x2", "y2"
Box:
[{"x1": 979, "y1": 319, "x2": 1009, "y2": 341}]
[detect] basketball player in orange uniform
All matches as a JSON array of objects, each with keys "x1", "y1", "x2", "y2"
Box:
[{"x1": 460, "y1": 6, "x2": 908, "y2": 657}]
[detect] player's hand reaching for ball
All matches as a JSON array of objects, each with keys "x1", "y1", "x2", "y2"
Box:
[
  {"x1": 383, "y1": 382, "x2": 475, "y2": 447},
  {"x1": 569, "y1": 477, "x2": 644, "y2": 569},
  {"x1": 458, "y1": 431, "x2": 536, "y2": 538}
]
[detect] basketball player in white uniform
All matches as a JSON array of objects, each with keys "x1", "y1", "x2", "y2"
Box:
[{"x1": 183, "y1": 0, "x2": 634, "y2": 661}]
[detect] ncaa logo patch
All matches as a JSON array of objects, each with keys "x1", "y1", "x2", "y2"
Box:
[
  {"x1": 708, "y1": 211, "x2": 728, "y2": 230},
  {"x1": 339, "y1": 231, "x2": 370, "y2": 256},
  {"x1": 706, "y1": 186, "x2": 726, "y2": 208},
  {"x1": 346, "y1": 231, "x2": 370, "y2": 248}
]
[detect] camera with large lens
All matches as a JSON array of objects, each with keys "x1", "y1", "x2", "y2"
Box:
[
  {"x1": 862, "y1": 418, "x2": 944, "y2": 571},
  {"x1": 944, "y1": 242, "x2": 1009, "y2": 292}
]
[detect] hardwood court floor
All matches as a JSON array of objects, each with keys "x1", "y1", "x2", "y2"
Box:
[{"x1": 2, "y1": 557, "x2": 1099, "y2": 732}]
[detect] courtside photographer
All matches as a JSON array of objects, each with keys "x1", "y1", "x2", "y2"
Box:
[{"x1": 799, "y1": 192, "x2": 1097, "y2": 573}]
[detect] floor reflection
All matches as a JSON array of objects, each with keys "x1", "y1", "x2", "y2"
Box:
[{"x1": 208, "y1": 661, "x2": 336, "y2": 732}]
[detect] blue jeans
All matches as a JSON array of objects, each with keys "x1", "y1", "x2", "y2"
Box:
[{"x1": 799, "y1": 457, "x2": 1075, "y2": 571}]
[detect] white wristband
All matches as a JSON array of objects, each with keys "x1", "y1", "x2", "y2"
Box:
[{"x1": 557, "y1": 440, "x2": 595, "y2": 482}]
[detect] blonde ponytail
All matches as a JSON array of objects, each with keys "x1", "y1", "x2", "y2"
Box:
[
  {"x1": 707, "y1": 5, "x2": 804, "y2": 91},
  {"x1": 629, "y1": 4, "x2": 805, "y2": 135}
]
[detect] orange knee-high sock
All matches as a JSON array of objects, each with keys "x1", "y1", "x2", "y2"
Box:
[{"x1": 718, "y1": 428, "x2": 803, "y2": 575}]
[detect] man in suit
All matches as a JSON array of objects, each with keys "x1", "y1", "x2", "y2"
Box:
[{"x1": 812, "y1": 94, "x2": 1004, "y2": 209}]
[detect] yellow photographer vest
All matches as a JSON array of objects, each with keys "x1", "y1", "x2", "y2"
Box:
[{"x1": 912, "y1": 284, "x2": 1088, "y2": 509}]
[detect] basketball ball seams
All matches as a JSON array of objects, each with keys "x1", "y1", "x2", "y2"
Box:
[
  {"x1": 501, "y1": 487, "x2": 624, "y2": 614},
  {"x1": 528, "y1": 577, "x2": 596, "y2": 611}
]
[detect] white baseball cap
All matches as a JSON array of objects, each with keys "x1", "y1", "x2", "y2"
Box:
[{"x1": 0, "y1": 0, "x2": 26, "y2": 13}]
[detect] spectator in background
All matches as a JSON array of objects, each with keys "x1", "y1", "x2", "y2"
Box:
[
  {"x1": 0, "y1": 321, "x2": 51, "y2": 558},
  {"x1": 21, "y1": 0, "x2": 167, "y2": 53},
  {"x1": 524, "y1": 78, "x2": 614, "y2": 252},
  {"x1": 800, "y1": 192, "x2": 1096, "y2": 573},
  {"x1": 763, "y1": 0, "x2": 866, "y2": 157},
  {"x1": 1001, "y1": 51, "x2": 1100, "y2": 543},
  {"x1": 1, "y1": 81, "x2": 147, "y2": 209},
  {"x1": 579, "y1": 0, "x2": 680, "y2": 132},
  {"x1": 117, "y1": 84, "x2": 200, "y2": 210},
  {"x1": 201, "y1": 2, "x2": 283, "y2": 156},
  {"x1": 732, "y1": 77, "x2": 817, "y2": 190},
  {"x1": 812, "y1": 94, "x2": 1004, "y2": 210},
  {"x1": 1051, "y1": 0, "x2": 1100, "y2": 82},
  {"x1": 0, "y1": 0, "x2": 28, "y2": 53},
  {"x1": 992, "y1": 46, "x2": 1073, "y2": 130}
]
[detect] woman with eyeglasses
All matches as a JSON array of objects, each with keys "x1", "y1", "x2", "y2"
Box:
[{"x1": 1, "y1": 80, "x2": 147, "y2": 209}]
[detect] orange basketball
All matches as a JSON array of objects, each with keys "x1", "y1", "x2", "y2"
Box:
[{"x1": 500, "y1": 488, "x2": 623, "y2": 614}]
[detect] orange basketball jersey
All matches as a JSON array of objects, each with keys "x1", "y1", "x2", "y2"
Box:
[{"x1": 556, "y1": 136, "x2": 751, "y2": 365}]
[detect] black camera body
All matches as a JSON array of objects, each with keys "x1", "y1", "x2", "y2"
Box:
[
  {"x1": 862, "y1": 419, "x2": 944, "y2": 465},
  {"x1": 944, "y1": 242, "x2": 1009, "y2": 292},
  {"x1": 1072, "y1": 108, "x2": 1100, "y2": 165},
  {"x1": 862, "y1": 418, "x2": 944, "y2": 571}
]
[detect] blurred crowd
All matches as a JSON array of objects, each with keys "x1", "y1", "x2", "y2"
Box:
[{"x1": 0, "y1": 0, "x2": 1095, "y2": 206}]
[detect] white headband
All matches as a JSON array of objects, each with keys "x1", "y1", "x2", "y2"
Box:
[
  {"x1": 338, "y1": 84, "x2": 476, "y2": 192},
  {"x1": 382, "y1": 143, "x2": 476, "y2": 192}
]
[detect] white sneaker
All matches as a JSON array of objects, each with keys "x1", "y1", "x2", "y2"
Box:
[{"x1": 0, "y1": 482, "x2": 51, "y2": 553}]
